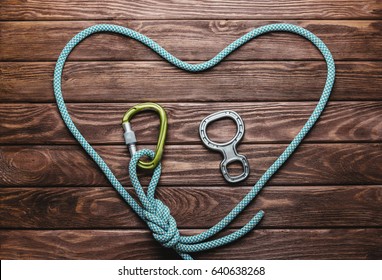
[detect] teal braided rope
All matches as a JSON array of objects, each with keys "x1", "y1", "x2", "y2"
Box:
[{"x1": 53, "y1": 23, "x2": 335, "y2": 260}]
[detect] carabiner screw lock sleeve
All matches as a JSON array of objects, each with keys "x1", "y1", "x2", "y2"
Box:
[{"x1": 122, "y1": 102, "x2": 168, "y2": 170}]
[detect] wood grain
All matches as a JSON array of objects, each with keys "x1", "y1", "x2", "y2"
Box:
[
  {"x1": 1, "y1": 21, "x2": 381, "y2": 61},
  {"x1": 0, "y1": 102, "x2": 381, "y2": 145},
  {"x1": 1, "y1": 229, "x2": 381, "y2": 259},
  {"x1": 2, "y1": 0, "x2": 381, "y2": 20},
  {"x1": 1, "y1": 186, "x2": 381, "y2": 229},
  {"x1": 1, "y1": 144, "x2": 381, "y2": 187},
  {"x1": 1, "y1": 61, "x2": 382, "y2": 102},
  {"x1": 1, "y1": 0, "x2": 381, "y2": 261}
]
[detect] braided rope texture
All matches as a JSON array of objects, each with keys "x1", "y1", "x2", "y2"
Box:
[{"x1": 53, "y1": 23, "x2": 335, "y2": 260}]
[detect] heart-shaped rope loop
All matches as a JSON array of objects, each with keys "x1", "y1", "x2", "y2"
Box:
[{"x1": 53, "y1": 23, "x2": 335, "y2": 260}]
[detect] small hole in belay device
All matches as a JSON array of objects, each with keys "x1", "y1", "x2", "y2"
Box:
[{"x1": 226, "y1": 161, "x2": 244, "y2": 177}]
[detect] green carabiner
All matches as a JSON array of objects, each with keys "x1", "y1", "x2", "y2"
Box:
[{"x1": 122, "y1": 102, "x2": 168, "y2": 170}]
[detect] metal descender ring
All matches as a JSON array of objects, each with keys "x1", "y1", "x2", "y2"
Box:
[{"x1": 199, "y1": 110, "x2": 250, "y2": 183}]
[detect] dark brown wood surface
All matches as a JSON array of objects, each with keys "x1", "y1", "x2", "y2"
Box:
[
  {"x1": 0, "y1": 0, "x2": 381, "y2": 260},
  {"x1": 1, "y1": 186, "x2": 382, "y2": 229},
  {"x1": 1, "y1": 144, "x2": 382, "y2": 187},
  {"x1": 1, "y1": 102, "x2": 381, "y2": 144},
  {"x1": 1, "y1": 229, "x2": 381, "y2": 259},
  {"x1": 1, "y1": 21, "x2": 382, "y2": 61},
  {"x1": 2, "y1": 0, "x2": 381, "y2": 20},
  {"x1": 2, "y1": 62, "x2": 382, "y2": 102}
]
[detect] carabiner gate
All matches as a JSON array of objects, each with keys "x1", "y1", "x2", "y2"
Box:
[{"x1": 122, "y1": 102, "x2": 168, "y2": 170}]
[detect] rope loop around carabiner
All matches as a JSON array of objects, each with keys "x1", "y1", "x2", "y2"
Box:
[{"x1": 122, "y1": 102, "x2": 168, "y2": 170}]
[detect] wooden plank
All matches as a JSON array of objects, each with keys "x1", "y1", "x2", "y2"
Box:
[
  {"x1": 1, "y1": 144, "x2": 381, "y2": 187},
  {"x1": 1, "y1": 229, "x2": 381, "y2": 259},
  {"x1": 1, "y1": 186, "x2": 381, "y2": 229},
  {"x1": 1, "y1": 102, "x2": 381, "y2": 145},
  {"x1": 1, "y1": 21, "x2": 381, "y2": 61},
  {"x1": 1, "y1": 61, "x2": 382, "y2": 102},
  {"x1": 1, "y1": 0, "x2": 381, "y2": 20}
]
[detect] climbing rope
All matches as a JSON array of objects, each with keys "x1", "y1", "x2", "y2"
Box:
[{"x1": 53, "y1": 23, "x2": 335, "y2": 260}]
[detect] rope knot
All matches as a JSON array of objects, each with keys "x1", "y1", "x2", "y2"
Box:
[{"x1": 143, "y1": 199, "x2": 180, "y2": 249}]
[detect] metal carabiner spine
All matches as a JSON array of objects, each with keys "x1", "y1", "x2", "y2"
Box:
[{"x1": 122, "y1": 102, "x2": 168, "y2": 170}]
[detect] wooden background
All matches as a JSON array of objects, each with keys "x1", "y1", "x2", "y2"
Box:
[{"x1": 1, "y1": 0, "x2": 382, "y2": 259}]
